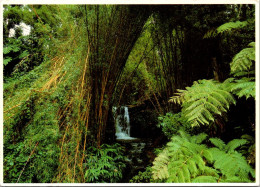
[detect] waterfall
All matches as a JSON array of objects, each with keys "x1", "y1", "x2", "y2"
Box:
[{"x1": 113, "y1": 106, "x2": 136, "y2": 140}]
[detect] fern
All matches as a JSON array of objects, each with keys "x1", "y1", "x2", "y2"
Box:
[
  {"x1": 192, "y1": 176, "x2": 218, "y2": 183},
  {"x1": 216, "y1": 21, "x2": 248, "y2": 34},
  {"x1": 240, "y1": 135, "x2": 255, "y2": 165},
  {"x1": 232, "y1": 77, "x2": 255, "y2": 99},
  {"x1": 152, "y1": 131, "x2": 255, "y2": 183},
  {"x1": 226, "y1": 139, "x2": 248, "y2": 152},
  {"x1": 230, "y1": 42, "x2": 255, "y2": 76},
  {"x1": 209, "y1": 138, "x2": 255, "y2": 182},
  {"x1": 152, "y1": 131, "x2": 219, "y2": 183},
  {"x1": 170, "y1": 80, "x2": 236, "y2": 127},
  {"x1": 4, "y1": 57, "x2": 13, "y2": 66},
  {"x1": 209, "y1": 138, "x2": 226, "y2": 150},
  {"x1": 152, "y1": 149, "x2": 170, "y2": 180},
  {"x1": 204, "y1": 21, "x2": 248, "y2": 38}
]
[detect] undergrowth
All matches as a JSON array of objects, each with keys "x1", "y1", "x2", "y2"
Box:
[{"x1": 151, "y1": 130, "x2": 255, "y2": 183}]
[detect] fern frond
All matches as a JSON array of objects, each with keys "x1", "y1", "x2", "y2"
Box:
[
  {"x1": 152, "y1": 149, "x2": 170, "y2": 180},
  {"x1": 152, "y1": 132, "x2": 255, "y2": 183},
  {"x1": 233, "y1": 70, "x2": 255, "y2": 77},
  {"x1": 216, "y1": 21, "x2": 248, "y2": 34},
  {"x1": 203, "y1": 21, "x2": 248, "y2": 39},
  {"x1": 230, "y1": 42, "x2": 255, "y2": 75},
  {"x1": 241, "y1": 134, "x2": 254, "y2": 142},
  {"x1": 221, "y1": 176, "x2": 251, "y2": 183},
  {"x1": 202, "y1": 150, "x2": 214, "y2": 163},
  {"x1": 191, "y1": 133, "x2": 207, "y2": 144},
  {"x1": 226, "y1": 139, "x2": 248, "y2": 152},
  {"x1": 178, "y1": 130, "x2": 191, "y2": 141},
  {"x1": 192, "y1": 175, "x2": 218, "y2": 183},
  {"x1": 210, "y1": 141, "x2": 255, "y2": 182},
  {"x1": 152, "y1": 131, "x2": 218, "y2": 182},
  {"x1": 169, "y1": 89, "x2": 186, "y2": 105},
  {"x1": 172, "y1": 80, "x2": 235, "y2": 127},
  {"x1": 231, "y1": 77, "x2": 255, "y2": 99},
  {"x1": 209, "y1": 138, "x2": 226, "y2": 150}
]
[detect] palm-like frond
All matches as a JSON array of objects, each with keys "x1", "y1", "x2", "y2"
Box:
[
  {"x1": 226, "y1": 139, "x2": 248, "y2": 153},
  {"x1": 152, "y1": 131, "x2": 255, "y2": 183},
  {"x1": 152, "y1": 149, "x2": 170, "y2": 180},
  {"x1": 192, "y1": 176, "x2": 218, "y2": 183},
  {"x1": 217, "y1": 21, "x2": 248, "y2": 34},
  {"x1": 152, "y1": 131, "x2": 219, "y2": 183},
  {"x1": 230, "y1": 42, "x2": 255, "y2": 76},
  {"x1": 209, "y1": 138, "x2": 226, "y2": 150},
  {"x1": 231, "y1": 77, "x2": 255, "y2": 99},
  {"x1": 170, "y1": 79, "x2": 235, "y2": 127},
  {"x1": 203, "y1": 21, "x2": 248, "y2": 38}
]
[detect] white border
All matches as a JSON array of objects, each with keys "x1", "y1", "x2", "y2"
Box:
[
  {"x1": 0, "y1": 0, "x2": 259, "y2": 4},
  {"x1": 0, "y1": 0, "x2": 3, "y2": 185},
  {"x1": 0, "y1": 0, "x2": 259, "y2": 186}
]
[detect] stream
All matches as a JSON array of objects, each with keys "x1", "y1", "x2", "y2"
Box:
[{"x1": 113, "y1": 106, "x2": 153, "y2": 182}]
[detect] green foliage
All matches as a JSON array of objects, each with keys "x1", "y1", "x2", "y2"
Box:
[
  {"x1": 221, "y1": 42, "x2": 255, "y2": 100},
  {"x1": 157, "y1": 112, "x2": 192, "y2": 138},
  {"x1": 83, "y1": 143, "x2": 126, "y2": 183},
  {"x1": 240, "y1": 135, "x2": 255, "y2": 166},
  {"x1": 230, "y1": 77, "x2": 255, "y2": 99},
  {"x1": 4, "y1": 92, "x2": 61, "y2": 183},
  {"x1": 170, "y1": 79, "x2": 236, "y2": 127},
  {"x1": 151, "y1": 131, "x2": 255, "y2": 183},
  {"x1": 204, "y1": 21, "x2": 248, "y2": 38},
  {"x1": 209, "y1": 138, "x2": 254, "y2": 182},
  {"x1": 3, "y1": 4, "x2": 256, "y2": 183},
  {"x1": 230, "y1": 42, "x2": 255, "y2": 76},
  {"x1": 130, "y1": 166, "x2": 154, "y2": 183}
]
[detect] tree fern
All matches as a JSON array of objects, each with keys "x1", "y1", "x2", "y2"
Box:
[
  {"x1": 169, "y1": 79, "x2": 236, "y2": 127},
  {"x1": 152, "y1": 149, "x2": 170, "y2": 180},
  {"x1": 230, "y1": 42, "x2": 255, "y2": 76},
  {"x1": 216, "y1": 21, "x2": 248, "y2": 35},
  {"x1": 209, "y1": 138, "x2": 226, "y2": 150},
  {"x1": 229, "y1": 42, "x2": 255, "y2": 99},
  {"x1": 152, "y1": 131, "x2": 255, "y2": 183},
  {"x1": 209, "y1": 137, "x2": 248, "y2": 152},
  {"x1": 203, "y1": 21, "x2": 248, "y2": 38},
  {"x1": 226, "y1": 139, "x2": 248, "y2": 152},
  {"x1": 192, "y1": 176, "x2": 218, "y2": 183},
  {"x1": 209, "y1": 138, "x2": 255, "y2": 182},
  {"x1": 152, "y1": 131, "x2": 219, "y2": 183}
]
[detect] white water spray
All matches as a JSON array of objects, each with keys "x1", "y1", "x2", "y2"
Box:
[{"x1": 113, "y1": 106, "x2": 136, "y2": 140}]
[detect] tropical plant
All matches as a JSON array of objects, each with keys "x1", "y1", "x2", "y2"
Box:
[
  {"x1": 130, "y1": 166, "x2": 154, "y2": 183},
  {"x1": 157, "y1": 112, "x2": 192, "y2": 138},
  {"x1": 226, "y1": 42, "x2": 255, "y2": 99},
  {"x1": 240, "y1": 134, "x2": 255, "y2": 166},
  {"x1": 83, "y1": 143, "x2": 126, "y2": 183},
  {"x1": 151, "y1": 131, "x2": 255, "y2": 183},
  {"x1": 209, "y1": 137, "x2": 255, "y2": 182},
  {"x1": 230, "y1": 42, "x2": 255, "y2": 76},
  {"x1": 169, "y1": 79, "x2": 236, "y2": 127},
  {"x1": 203, "y1": 20, "x2": 249, "y2": 38}
]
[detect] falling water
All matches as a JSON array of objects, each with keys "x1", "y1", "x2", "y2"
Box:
[
  {"x1": 113, "y1": 106, "x2": 152, "y2": 182},
  {"x1": 113, "y1": 106, "x2": 136, "y2": 140}
]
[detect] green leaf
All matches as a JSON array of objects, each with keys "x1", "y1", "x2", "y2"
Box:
[
  {"x1": 19, "y1": 50, "x2": 29, "y2": 59},
  {"x1": 4, "y1": 57, "x2": 12, "y2": 66}
]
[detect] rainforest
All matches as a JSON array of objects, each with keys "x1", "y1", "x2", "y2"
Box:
[{"x1": 2, "y1": 4, "x2": 256, "y2": 183}]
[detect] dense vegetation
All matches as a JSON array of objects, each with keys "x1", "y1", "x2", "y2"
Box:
[{"x1": 3, "y1": 4, "x2": 256, "y2": 183}]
